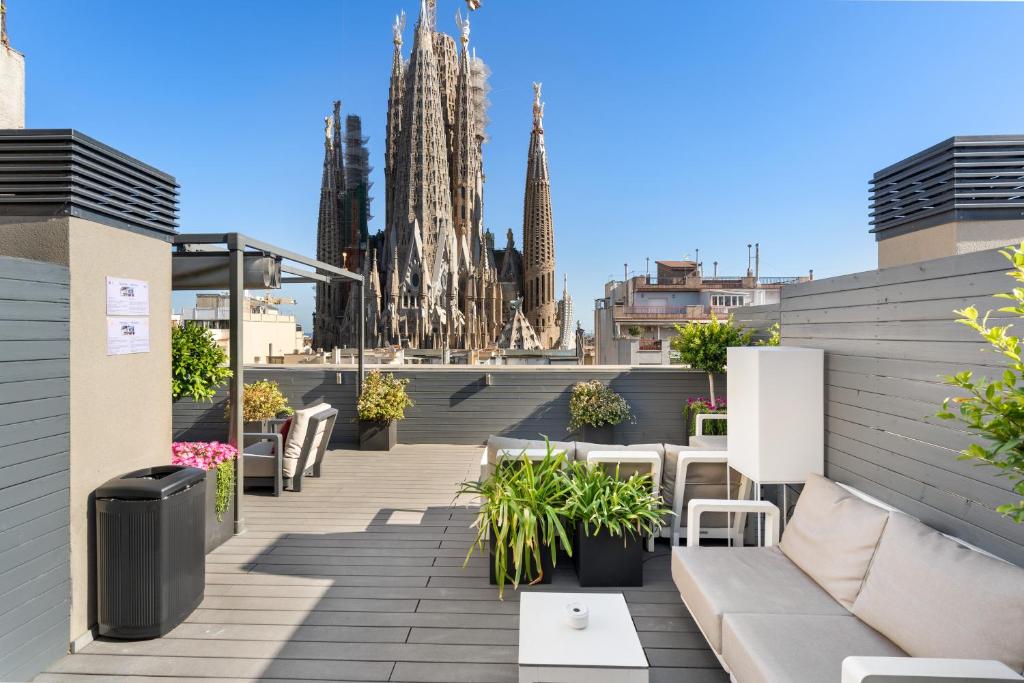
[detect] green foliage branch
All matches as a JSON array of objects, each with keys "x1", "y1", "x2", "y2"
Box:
[
  {"x1": 357, "y1": 370, "x2": 414, "y2": 422},
  {"x1": 171, "y1": 322, "x2": 232, "y2": 402},
  {"x1": 671, "y1": 314, "x2": 752, "y2": 403},
  {"x1": 568, "y1": 380, "x2": 635, "y2": 431}
]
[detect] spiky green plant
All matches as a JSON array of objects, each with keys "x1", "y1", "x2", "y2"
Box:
[{"x1": 563, "y1": 461, "x2": 670, "y2": 542}]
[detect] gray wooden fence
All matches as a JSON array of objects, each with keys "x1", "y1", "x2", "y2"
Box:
[
  {"x1": 0, "y1": 256, "x2": 71, "y2": 681},
  {"x1": 732, "y1": 302, "x2": 780, "y2": 342},
  {"x1": 174, "y1": 367, "x2": 715, "y2": 447},
  {"x1": 782, "y1": 248, "x2": 1024, "y2": 566}
]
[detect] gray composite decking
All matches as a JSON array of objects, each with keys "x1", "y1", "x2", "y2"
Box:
[{"x1": 39, "y1": 445, "x2": 726, "y2": 683}]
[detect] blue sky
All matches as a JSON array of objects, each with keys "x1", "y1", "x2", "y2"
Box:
[{"x1": 11, "y1": 0, "x2": 1024, "y2": 332}]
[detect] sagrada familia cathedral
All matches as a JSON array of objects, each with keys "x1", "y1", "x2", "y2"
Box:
[{"x1": 313, "y1": 0, "x2": 573, "y2": 352}]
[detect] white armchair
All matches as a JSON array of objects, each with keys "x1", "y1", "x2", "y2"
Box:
[{"x1": 668, "y1": 448, "x2": 751, "y2": 546}]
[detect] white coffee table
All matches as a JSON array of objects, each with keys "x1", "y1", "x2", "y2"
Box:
[{"x1": 518, "y1": 592, "x2": 648, "y2": 682}]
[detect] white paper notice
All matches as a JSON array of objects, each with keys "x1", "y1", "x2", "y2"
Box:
[
  {"x1": 106, "y1": 277, "x2": 149, "y2": 316},
  {"x1": 106, "y1": 317, "x2": 150, "y2": 355}
]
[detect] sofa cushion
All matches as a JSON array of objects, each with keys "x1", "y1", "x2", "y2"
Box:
[
  {"x1": 778, "y1": 473, "x2": 890, "y2": 609},
  {"x1": 722, "y1": 613, "x2": 905, "y2": 683},
  {"x1": 663, "y1": 444, "x2": 742, "y2": 526},
  {"x1": 282, "y1": 403, "x2": 331, "y2": 478},
  {"x1": 852, "y1": 512, "x2": 1024, "y2": 672},
  {"x1": 671, "y1": 545, "x2": 848, "y2": 653},
  {"x1": 485, "y1": 435, "x2": 575, "y2": 463},
  {"x1": 242, "y1": 440, "x2": 277, "y2": 477}
]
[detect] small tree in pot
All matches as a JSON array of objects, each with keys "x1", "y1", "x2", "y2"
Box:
[
  {"x1": 568, "y1": 380, "x2": 634, "y2": 443},
  {"x1": 671, "y1": 314, "x2": 751, "y2": 404},
  {"x1": 458, "y1": 443, "x2": 572, "y2": 599},
  {"x1": 357, "y1": 371, "x2": 413, "y2": 451},
  {"x1": 565, "y1": 461, "x2": 669, "y2": 587},
  {"x1": 226, "y1": 379, "x2": 293, "y2": 433}
]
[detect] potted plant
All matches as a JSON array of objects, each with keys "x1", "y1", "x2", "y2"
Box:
[
  {"x1": 686, "y1": 397, "x2": 727, "y2": 438},
  {"x1": 227, "y1": 379, "x2": 294, "y2": 433},
  {"x1": 357, "y1": 370, "x2": 413, "y2": 451},
  {"x1": 171, "y1": 441, "x2": 239, "y2": 553},
  {"x1": 458, "y1": 444, "x2": 573, "y2": 598},
  {"x1": 565, "y1": 461, "x2": 669, "y2": 587},
  {"x1": 568, "y1": 380, "x2": 634, "y2": 443},
  {"x1": 671, "y1": 314, "x2": 752, "y2": 404},
  {"x1": 171, "y1": 322, "x2": 232, "y2": 402}
]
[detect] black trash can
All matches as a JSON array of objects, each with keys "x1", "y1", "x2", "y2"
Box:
[{"x1": 95, "y1": 465, "x2": 206, "y2": 639}]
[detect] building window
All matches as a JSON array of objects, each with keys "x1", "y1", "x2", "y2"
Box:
[{"x1": 711, "y1": 294, "x2": 746, "y2": 307}]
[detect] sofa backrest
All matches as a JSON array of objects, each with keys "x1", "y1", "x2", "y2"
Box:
[
  {"x1": 851, "y1": 512, "x2": 1024, "y2": 673},
  {"x1": 485, "y1": 435, "x2": 576, "y2": 464},
  {"x1": 778, "y1": 473, "x2": 890, "y2": 609}
]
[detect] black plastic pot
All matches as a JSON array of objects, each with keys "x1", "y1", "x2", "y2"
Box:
[
  {"x1": 488, "y1": 538, "x2": 555, "y2": 586},
  {"x1": 360, "y1": 420, "x2": 397, "y2": 451},
  {"x1": 581, "y1": 424, "x2": 615, "y2": 444},
  {"x1": 573, "y1": 522, "x2": 643, "y2": 587},
  {"x1": 205, "y1": 465, "x2": 235, "y2": 553}
]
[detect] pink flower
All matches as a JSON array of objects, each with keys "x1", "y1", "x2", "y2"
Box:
[{"x1": 171, "y1": 441, "x2": 238, "y2": 471}]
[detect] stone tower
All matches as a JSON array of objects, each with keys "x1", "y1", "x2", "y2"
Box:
[
  {"x1": 556, "y1": 274, "x2": 574, "y2": 350},
  {"x1": 522, "y1": 83, "x2": 558, "y2": 348},
  {"x1": 313, "y1": 105, "x2": 345, "y2": 350}
]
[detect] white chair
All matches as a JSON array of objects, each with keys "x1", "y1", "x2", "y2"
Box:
[
  {"x1": 689, "y1": 412, "x2": 727, "y2": 449},
  {"x1": 243, "y1": 404, "x2": 337, "y2": 495},
  {"x1": 665, "y1": 446, "x2": 751, "y2": 546}
]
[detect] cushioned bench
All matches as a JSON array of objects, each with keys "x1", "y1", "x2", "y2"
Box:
[{"x1": 672, "y1": 473, "x2": 1024, "y2": 682}]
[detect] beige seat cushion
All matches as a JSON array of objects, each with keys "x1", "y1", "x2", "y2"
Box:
[
  {"x1": 663, "y1": 444, "x2": 742, "y2": 525},
  {"x1": 852, "y1": 513, "x2": 1024, "y2": 673},
  {"x1": 485, "y1": 435, "x2": 575, "y2": 463},
  {"x1": 778, "y1": 473, "x2": 890, "y2": 609},
  {"x1": 722, "y1": 613, "x2": 905, "y2": 683},
  {"x1": 671, "y1": 545, "x2": 848, "y2": 653},
  {"x1": 282, "y1": 403, "x2": 332, "y2": 478},
  {"x1": 242, "y1": 440, "x2": 277, "y2": 477}
]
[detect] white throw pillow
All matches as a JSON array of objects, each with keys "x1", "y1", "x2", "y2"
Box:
[{"x1": 282, "y1": 403, "x2": 332, "y2": 477}]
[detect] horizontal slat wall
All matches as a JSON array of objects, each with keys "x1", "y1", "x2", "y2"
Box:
[
  {"x1": 782, "y1": 248, "x2": 1024, "y2": 566},
  {"x1": 732, "y1": 303, "x2": 780, "y2": 342},
  {"x1": 0, "y1": 256, "x2": 71, "y2": 682},
  {"x1": 174, "y1": 367, "x2": 714, "y2": 447}
]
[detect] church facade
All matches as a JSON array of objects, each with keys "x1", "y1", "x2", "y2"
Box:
[{"x1": 314, "y1": 0, "x2": 570, "y2": 352}]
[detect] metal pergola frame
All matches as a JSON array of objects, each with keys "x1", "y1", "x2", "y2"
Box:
[{"x1": 172, "y1": 232, "x2": 364, "y2": 535}]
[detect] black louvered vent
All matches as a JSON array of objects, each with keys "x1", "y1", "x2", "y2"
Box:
[
  {"x1": 870, "y1": 135, "x2": 1024, "y2": 239},
  {"x1": 0, "y1": 129, "x2": 179, "y2": 235}
]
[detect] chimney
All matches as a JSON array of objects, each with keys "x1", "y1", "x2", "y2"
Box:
[
  {"x1": 809, "y1": 269, "x2": 814, "y2": 281},
  {"x1": 755, "y1": 243, "x2": 760, "y2": 281},
  {"x1": 746, "y1": 244, "x2": 753, "y2": 278},
  {"x1": 713, "y1": 261, "x2": 718, "y2": 278}
]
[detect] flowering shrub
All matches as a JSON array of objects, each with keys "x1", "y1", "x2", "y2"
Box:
[
  {"x1": 225, "y1": 380, "x2": 294, "y2": 422},
  {"x1": 686, "y1": 397, "x2": 727, "y2": 436},
  {"x1": 171, "y1": 441, "x2": 238, "y2": 522},
  {"x1": 568, "y1": 380, "x2": 634, "y2": 431},
  {"x1": 358, "y1": 371, "x2": 413, "y2": 422}
]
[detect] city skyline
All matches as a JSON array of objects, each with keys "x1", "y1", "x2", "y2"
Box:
[{"x1": 10, "y1": 0, "x2": 1024, "y2": 331}]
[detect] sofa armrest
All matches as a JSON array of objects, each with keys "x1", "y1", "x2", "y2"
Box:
[
  {"x1": 694, "y1": 413, "x2": 727, "y2": 437},
  {"x1": 243, "y1": 432, "x2": 284, "y2": 496},
  {"x1": 687, "y1": 499, "x2": 779, "y2": 548},
  {"x1": 479, "y1": 447, "x2": 493, "y2": 481},
  {"x1": 841, "y1": 657, "x2": 1022, "y2": 682}
]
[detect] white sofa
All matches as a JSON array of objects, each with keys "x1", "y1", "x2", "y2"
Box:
[{"x1": 673, "y1": 473, "x2": 1024, "y2": 682}]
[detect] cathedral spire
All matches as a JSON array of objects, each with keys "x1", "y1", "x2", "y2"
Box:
[{"x1": 522, "y1": 84, "x2": 557, "y2": 348}]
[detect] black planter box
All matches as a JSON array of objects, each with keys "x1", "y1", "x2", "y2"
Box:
[
  {"x1": 488, "y1": 538, "x2": 555, "y2": 586},
  {"x1": 360, "y1": 420, "x2": 397, "y2": 451},
  {"x1": 581, "y1": 424, "x2": 615, "y2": 444},
  {"x1": 573, "y1": 522, "x2": 643, "y2": 587},
  {"x1": 205, "y1": 465, "x2": 235, "y2": 553}
]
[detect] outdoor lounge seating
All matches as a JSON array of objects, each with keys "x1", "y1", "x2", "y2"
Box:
[
  {"x1": 243, "y1": 403, "x2": 338, "y2": 495},
  {"x1": 673, "y1": 473, "x2": 1024, "y2": 682},
  {"x1": 481, "y1": 435, "x2": 745, "y2": 545}
]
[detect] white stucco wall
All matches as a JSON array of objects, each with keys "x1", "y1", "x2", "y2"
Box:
[{"x1": 0, "y1": 44, "x2": 25, "y2": 128}]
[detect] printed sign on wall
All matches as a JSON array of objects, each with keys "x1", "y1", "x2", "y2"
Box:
[
  {"x1": 106, "y1": 277, "x2": 149, "y2": 316},
  {"x1": 106, "y1": 317, "x2": 150, "y2": 355}
]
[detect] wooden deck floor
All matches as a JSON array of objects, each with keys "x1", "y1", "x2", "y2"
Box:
[{"x1": 39, "y1": 445, "x2": 727, "y2": 683}]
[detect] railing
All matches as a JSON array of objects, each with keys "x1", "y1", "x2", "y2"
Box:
[
  {"x1": 757, "y1": 276, "x2": 804, "y2": 285},
  {"x1": 619, "y1": 305, "x2": 730, "y2": 320},
  {"x1": 639, "y1": 338, "x2": 662, "y2": 351}
]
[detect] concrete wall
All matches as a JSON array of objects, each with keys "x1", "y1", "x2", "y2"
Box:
[
  {"x1": 0, "y1": 256, "x2": 70, "y2": 682},
  {"x1": 0, "y1": 44, "x2": 25, "y2": 128},
  {"x1": 174, "y1": 366, "x2": 716, "y2": 447},
  {"x1": 782, "y1": 248, "x2": 1024, "y2": 566},
  {"x1": 877, "y1": 219, "x2": 1024, "y2": 268},
  {"x1": 0, "y1": 216, "x2": 172, "y2": 645}
]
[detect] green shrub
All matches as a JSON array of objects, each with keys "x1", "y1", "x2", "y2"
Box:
[
  {"x1": 938, "y1": 244, "x2": 1024, "y2": 522},
  {"x1": 564, "y1": 461, "x2": 669, "y2": 540},
  {"x1": 228, "y1": 380, "x2": 294, "y2": 422},
  {"x1": 358, "y1": 370, "x2": 413, "y2": 422},
  {"x1": 171, "y1": 322, "x2": 232, "y2": 402},
  {"x1": 671, "y1": 315, "x2": 752, "y2": 404},
  {"x1": 568, "y1": 380, "x2": 634, "y2": 431}
]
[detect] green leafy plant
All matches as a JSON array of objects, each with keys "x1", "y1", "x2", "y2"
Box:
[
  {"x1": 357, "y1": 370, "x2": 413, "y2": 422},
  {"x1": 937, "y1": 244, "x2": 1024, "y2": 522},
  {"x1": 214, "y1": 459, "x2": 235, "y2": 522},
  {"x1": 171, "y1": 322, "x2": 232, "y2": 402},
  {"x1": 226, "y1": 379, "x2": 294, "y2": 422},
  {"x1": 686, "y1": 397, "x2": 727, "y2": 436},
  {"x1": 568, "y1": 380, "x2": 635, "y2": 431},
  {"x1": 457, "y1": 441, "x2": 573, "y2": 599},
  {"x1": 757, "y1": 322, "x2": 781, "y2": 347},
  {"x1": 564, "y1": 461, "x2": 670, "y2": 541},
  {"x1": 671, "y1": 314, "x2": 752, "y2": 404},
  {"x1": 627, "y1": 325, "x2": 643, "y2": 337}
]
